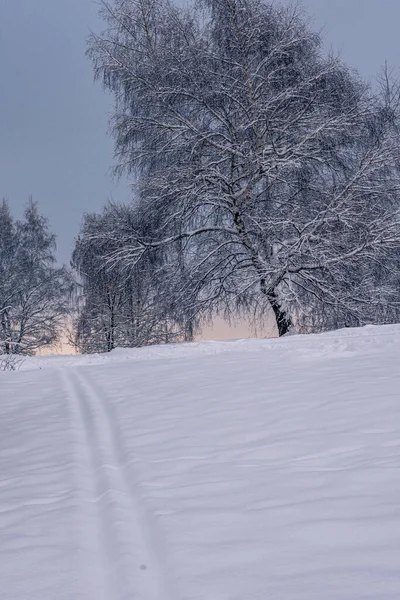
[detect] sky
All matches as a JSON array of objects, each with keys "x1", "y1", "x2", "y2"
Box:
[{"x1": 1, "y1": 0, "x2": 400, "y2": 263}]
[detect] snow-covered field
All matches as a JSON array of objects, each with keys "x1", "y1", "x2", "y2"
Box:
[{"x1": 1, "y1": 325, "x2": 400, "y2": 600}]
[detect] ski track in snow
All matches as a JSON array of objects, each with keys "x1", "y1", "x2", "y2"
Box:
[
  {"x1": 2, "y1": 324, "x2": 400, "y2": 599},
  {"x1": 60, "y1": 368, "x2": 176, "y2": 600}
]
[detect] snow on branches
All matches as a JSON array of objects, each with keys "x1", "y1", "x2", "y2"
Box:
[{"x1": 84, "y1": 0, "x2": 400, "y2": 337}]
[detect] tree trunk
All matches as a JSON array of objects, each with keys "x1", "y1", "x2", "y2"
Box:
[
  {"x1": 232, "y1": 206, "x2": 293, "y2": 337},
  {"x1": 109, "y1": 306, "x2": 115, "y2": 352},
  {"x1": 268, "y1": 290, "x2": 293, "y2": 337},
  {"x1": 1, "y1": 309, "x2": 11, "y2": 354},
  {"x1": 184, "y1": 320, "x2": 194, "y2": 342}
]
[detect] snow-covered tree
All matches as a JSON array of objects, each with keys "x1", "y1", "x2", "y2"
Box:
[
  {"x1": 0, "y1": 199, "x2": 71, "y2": 355},
  {"x1": 72, "y1": 204, "x2": 197, "y2": 353},
  {"x1": 87, "y1": 0, "x2": 400, "y2": 335}
]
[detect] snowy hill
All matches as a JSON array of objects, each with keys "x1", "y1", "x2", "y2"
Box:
[{"x1": 1, "y1": 325, "x2": 400, "y2": 600}]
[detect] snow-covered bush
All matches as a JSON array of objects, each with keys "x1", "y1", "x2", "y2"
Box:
[{"x1": 0, "y1": 355, "x2": 24, "y2": 372}]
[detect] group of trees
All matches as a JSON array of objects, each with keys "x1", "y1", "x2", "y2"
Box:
[
  {"x1": 72, "y1": 205, "x2": 196, "y2": 353},
  {"x1": 0, "y1": 199, "x2": 71, "y2": 356},
  {"x1": 3, "y1": 0, "x2": 400, "y2": 357},
  {"x1": 78, "y1": 0, "x2": 400, "y2": 347}
]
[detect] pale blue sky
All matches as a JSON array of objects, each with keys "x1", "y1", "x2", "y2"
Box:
[{"x1": 1, "y1": 0, "x2": 399, "y2": 262}]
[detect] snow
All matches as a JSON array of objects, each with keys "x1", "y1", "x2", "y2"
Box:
[{"x1": 1, "y1": 324, "x2": 400, "y2": 599}]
